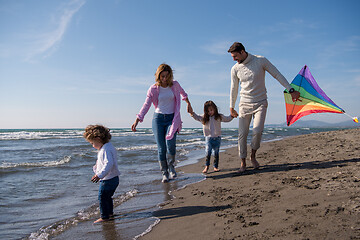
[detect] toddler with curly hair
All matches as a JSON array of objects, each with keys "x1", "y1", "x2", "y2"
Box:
[{"x1": 83, "y1": 125, "x2": 120, "y2": 223}]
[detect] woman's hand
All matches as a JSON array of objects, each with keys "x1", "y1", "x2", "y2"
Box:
[
  {"x1": 131, "y1": 118, "x2": 140, "y2": 132},
  {"x1": 91, "y1": 175, "x2": 100, "y2": 183},
  {"x1": 185, "y1": 98, "x2": 193, "y2": 114},
  {"x1": 187, "y1": 103, "x2": 193, "y2": 114}
]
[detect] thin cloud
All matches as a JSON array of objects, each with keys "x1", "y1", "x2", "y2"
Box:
[
  {"x1": 315, "y1": 35, "x2": 360, "y2": 69},
  {"x1": 51, "y1": 73, "x2": 154, "y2": 95},
  {"x1": 201, "y1": 40, "x2": 232, "y2": 55},
  {"x1": 25, "y1": 0, "x2": 85, "y2": 61},
  {"x1": 353, "y1": 75, "x2": 360, "y2": 86}
]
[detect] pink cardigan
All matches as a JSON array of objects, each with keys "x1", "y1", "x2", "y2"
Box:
[{"x1": 136, "y1": 81, "x2": 188, "y2": 140}]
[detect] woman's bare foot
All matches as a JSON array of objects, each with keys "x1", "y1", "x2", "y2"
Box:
[
  {"x1": 202, "y1": 166, "x2": 209, "y2": 173},
  {"x1": 213, "y1": 167, "x2": 220, "y2": 172}
]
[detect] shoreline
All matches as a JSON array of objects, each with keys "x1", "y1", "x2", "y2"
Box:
[
  {"x1": 49, "y1": 146, "x2": 207, "y2": 240},
  {"x1": 140, "y1": 128, "x2": 360, "y2": 240}
]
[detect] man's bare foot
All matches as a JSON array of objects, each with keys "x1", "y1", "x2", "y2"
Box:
[
  {"x1": 94, "y1": 218, "x2": 110, "y2": 224},
  {"x1": 250, "y1": 149, "x2": 259, "y2": 169},
  {"x1": 213, "y1": 167, "x2": 220, "y2": 172},
  {"x1": 238, "y1": 159, "x2": 246, "y2": 173},
  {"x1": 250, "y1": 157, "x2": 260, "y2": 169},
  {"x1": 202, "y1": 166, "x2": 209, "y2": 173}
]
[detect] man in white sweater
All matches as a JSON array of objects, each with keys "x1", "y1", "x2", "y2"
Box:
[{"x1": 228, "y1": 42, "x2": 300, "y2": 173}]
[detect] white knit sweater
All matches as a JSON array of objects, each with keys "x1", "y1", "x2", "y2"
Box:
[
  {"x1": 93, "y1": 142, "x2": 120, "y2": 180},
  {"x1": 230, "y1": 53, "x2": 292, "y2": 108}
]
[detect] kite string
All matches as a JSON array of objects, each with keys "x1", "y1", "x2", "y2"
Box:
[
  {"x1": 343, "y1": 112, "x2": 355, "y2": 119},
  {"x1": 343, "y1": 112, "x2": 359, "y2": 123}
]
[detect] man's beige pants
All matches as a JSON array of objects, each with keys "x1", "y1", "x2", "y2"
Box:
[{"x1": 238, "y1": 100, "x2": 268, "y2": 159}]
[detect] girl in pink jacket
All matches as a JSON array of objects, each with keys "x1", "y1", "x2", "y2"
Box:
[{"x1": 132, "y1": 64, "x2": 193, "y2": 183}]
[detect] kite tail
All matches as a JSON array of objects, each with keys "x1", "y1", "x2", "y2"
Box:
[{"x1": 343, "y1": 112, "x2": 359, "y2": 123}]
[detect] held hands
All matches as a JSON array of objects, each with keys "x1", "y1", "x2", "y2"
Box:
[
  {"x1": 91, "y1": 175, "x2": 100, "y2": 183},
  {"x1": 187, "y1": 103, "x2": 193, "y2": 115},
  {"x1": 185, "y1": 98, "x2": 193, "y2": 114},
  {"x1": 230, "y1": 108, "x2": 238, "y2": 118}
]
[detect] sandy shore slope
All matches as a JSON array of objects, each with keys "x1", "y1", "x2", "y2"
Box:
[{"x1": 141, "y1": 128, "x2": 360, "y2": 240}]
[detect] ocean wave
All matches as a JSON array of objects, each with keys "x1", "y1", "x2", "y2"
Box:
[
  {"x1": 0, "y1": 129, "x2": 159, "y2": 141},
  {"x1": 134, "y1": 174, "x2": 206, "y2": 239},
  {"x1": 0, "y1": 156, "x2": 71, "y2": 169},
  {"x1": 115, "y1": 139, "x2": 220, "y2": 152},
  {"x1": 111, "y1": 131, "x2": 154, "y2": 137},
  {"x1": 177, "y1": 140, "x2": 204, "y2": 147},
  {"x1": 178, "y1": 137, "x2": 203, "y2": 142},
  {"x1": 116, "y1": 138, "x2": 204, "y2": 151},
  {"x1": 116, "y1": 144, "x2": 158, "y2": 151},
  {"x1": 179, "y1": 128, "x2": 203, "y2": 135},
  {"x1": 0, "y1": 130, "x2": 83, "y2": 140},
  {"x1": 221, "y1": 135, "x2": 237, "y2": 141},
  {"x1": 134, "y1": 218, "x2": 160, "y2": 239},
  {"x1": 27, "y1": 189, "x2": 138, "y2": 240}
]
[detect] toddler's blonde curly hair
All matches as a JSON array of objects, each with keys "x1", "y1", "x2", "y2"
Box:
[{"x1": 83, "y1": 125, "x2": 112, "y2": 144}]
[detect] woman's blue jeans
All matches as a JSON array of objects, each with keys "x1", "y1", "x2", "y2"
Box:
[
  {"x1": 98, "y1": 176, "x2": 119, "y2": 219},
  {"x1": 205, "y1": 136, "x2": 221, "y2": 168},
  {"x1": 152, "y1": 113, "x2": 177, "y2": 177}
]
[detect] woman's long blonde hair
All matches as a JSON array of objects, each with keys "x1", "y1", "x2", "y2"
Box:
[{"x1": 155, "y1": 63, "x2": 174, "y2": 87}]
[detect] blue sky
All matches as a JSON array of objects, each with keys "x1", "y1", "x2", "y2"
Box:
[{"x1": 1, "y1": 0, "x2": 359, "y2": 129}]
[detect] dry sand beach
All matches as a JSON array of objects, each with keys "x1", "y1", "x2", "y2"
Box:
[{"x1": 141, "y1": 128, "x2": 360, "y2": 240}]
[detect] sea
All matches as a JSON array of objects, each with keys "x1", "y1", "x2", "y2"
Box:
[{"x1": 0, "y1": 126, "x2": 350, "y2": 240}]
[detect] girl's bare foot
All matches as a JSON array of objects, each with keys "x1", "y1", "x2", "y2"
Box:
[
  {"x1": 213, "y1": 167, "x2": 220, "y2": 172},
  {"x1": 202, "y1": 166, "x2": 209, "y2": 173}
]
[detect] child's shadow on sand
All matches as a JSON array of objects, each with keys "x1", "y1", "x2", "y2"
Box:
[
  {"x1": 153, "y1": 205, "x2": 231, "y2": 220},
  {"x1": 207, "y1": 158, "x2": 360, "y2": 180}
]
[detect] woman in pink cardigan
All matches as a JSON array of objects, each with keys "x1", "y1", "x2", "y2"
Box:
[{"x1": 131, "y1": 64, "x2": 193, "y2": 183}]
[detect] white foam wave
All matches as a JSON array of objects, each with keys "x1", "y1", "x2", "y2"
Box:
[
  {"x1": 0, "y1": 130, "x2": 83, "y2": 140},
  {"x1": 0, "y1": 156, "x2": 71, "y2": 169},
  {"x1": 177, "y1": 140, "x2": 204, "y2": 147},
  {"x1": 180, "y1": 128, "x2": 202, "y2": 134},
  {"x1": 0, "y1": 129, "x2": 158, "y2": 141},
  {"x1": 133, "y1": 218, "x2": 160, "y2": 239},
  {"x1": 182, "y1": 137, "x2": 203, "y2": 142},
  {"x1": 27, "y1": 189, "x2": 138, "y2": 240},
  {"x1": 116, "y1": 138, "x2": 205, "y2": 151},
  {"x1": 134, "y1": 176, "x2": 206, "y2": 239},
  {"x1": 111, "y1": 131, "x2": 154, "y2": 137},
  {"x1": 221, "y1": 135, "x2": 237, "y2": 141},
  {"x1": 116, "y1": 144, "x2": 158, "y2": 151}
]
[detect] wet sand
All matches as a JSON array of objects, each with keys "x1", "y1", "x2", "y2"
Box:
[{"x1": 141, "y1": 128, "x2": 360, "y2": 240}]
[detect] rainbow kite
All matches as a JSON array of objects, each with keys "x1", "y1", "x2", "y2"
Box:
[{"x1": 284, "y1": 65, "x2": 358, "y2": 126}]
